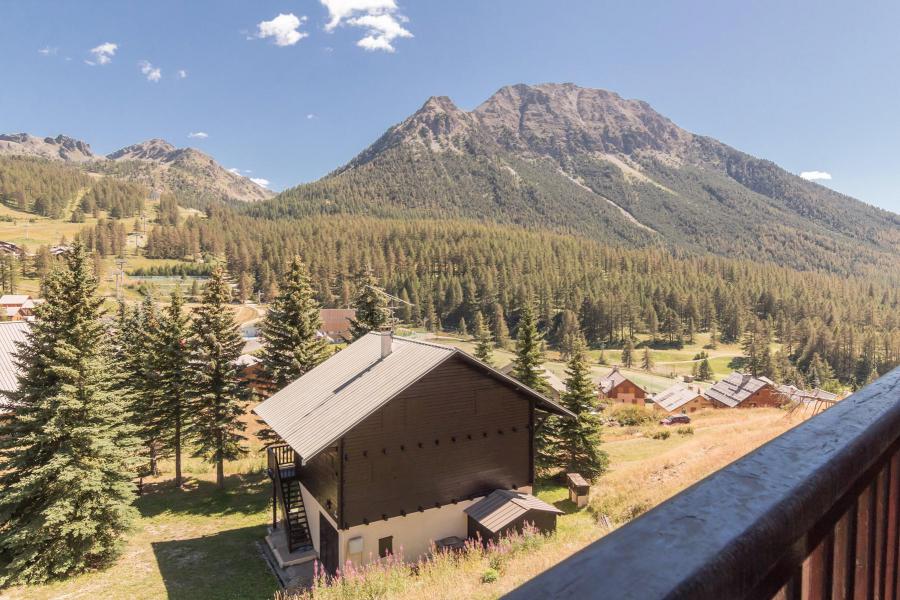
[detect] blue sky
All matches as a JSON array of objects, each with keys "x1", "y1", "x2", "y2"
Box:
[{"x1": 1, "y1": 0, "x2": 898, "y2": 213}]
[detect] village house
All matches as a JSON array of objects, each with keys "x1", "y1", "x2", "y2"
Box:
[
  {"x1": 704, "y1": 372, "x2": 781, "y2": 408},
  {"x1": 775, "y1": 384, "x2": 839, "y2": 406},
  {"x1": 598, "y1": 366, "x2": 647, "y2": 405},
  {"x1": 498, "y1": 362, "x2": 566, "y2": 401},
  {"x1": 318, "y1": 308, "x2": 356, "y2": 343},
  {"x1": 0, "y1": 295, "x2": 40, "y2": 321},
  {"x1": 253, "y1": 332, "x2": 572, "y2": 577},
  {"x1": 0, "y1": 321, "x2": 29, "y2": 421},
  {"x1": 651, "y1": 382, "x2": 714, "y2": 414}
]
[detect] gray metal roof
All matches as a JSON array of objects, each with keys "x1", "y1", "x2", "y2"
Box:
[
  {"x1": 0, "y1": 321, "x2": 28, "y2": 413},
  {"x1": 464, "y1": 489, "x2": 563, "y2": 533},
  {"x1": 653, "y1": 382, "x2": 704, "y2": 412},
  {"x1": 704, "y1": 372, "x2": 775, "y2": 408},
  {"x1": 254, "y1": 332, "x2": 573, "y2": 464},
  {"x1": 776, "y1": 384, "x2": 838, "y2": 404},
  {"x1": 598, "y1": 366, "x2": 629, "y2": 394}
]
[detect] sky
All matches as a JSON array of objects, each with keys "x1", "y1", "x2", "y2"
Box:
[{"x1": 1, "y1": 0, "x2": 899, "y2": 213}]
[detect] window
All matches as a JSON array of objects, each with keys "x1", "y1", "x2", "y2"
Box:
[{"x1": 378, "y1": 536, "x2": 393, "y2": 558}]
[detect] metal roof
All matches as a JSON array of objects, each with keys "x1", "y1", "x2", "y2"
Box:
[
  {"x1": 598, "y1": 366, "x2": 629, "y2": 394},
  {"x1": 499, "y1": 362, "x2": 566, "y2": 394},
  {"x1": 254, "y1": 332, "x2": 573, "y2": 464},
  {"x1": 653, "y1": 382, "x2": 704, "y2": 412},
  {"x1": 0, "y1": 321, "x2": 28, "y2": 413},
  {"x1": 704, "y1": 372, "x2": 775, "y2": 408},
  {"x1": 464, "y1": 489, "x2": 563, "y2": 533},
  {"x1": 776, "y1": 384, "x2": 838, "y2": 404}
]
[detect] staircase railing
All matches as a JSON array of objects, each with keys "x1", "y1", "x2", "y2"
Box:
[
  {"x1": 506, "y1": 368, "x2": 900, "y2": 600},
  {"x1": 267, "y1": 444, "x2": 313, "y2": 553}
]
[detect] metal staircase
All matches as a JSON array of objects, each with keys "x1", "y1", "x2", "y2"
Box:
[{"x1": 267, "y1": 444, "x2": 314, "y2": 553}]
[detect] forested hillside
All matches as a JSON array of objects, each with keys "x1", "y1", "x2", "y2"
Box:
[
  {"x1": 262, "y1": 84, "x2": 900, "y2": 276},
  {"x1": 140, "y1": 211, "x2": 900, "y2": 387}
]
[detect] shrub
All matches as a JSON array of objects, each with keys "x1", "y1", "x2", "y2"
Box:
[
  {"x1": 676, "y1": 426, "x2": 694, "y2": 436},
  {"x1": 481, "y1": 568, "x2": 499, "y2": 583},
  {"x1": 608, "y1": 404, "x2": 653, "y2": 426},
  {"x1": 651, "y1": 429, "x2": 670, "y2": 440}
]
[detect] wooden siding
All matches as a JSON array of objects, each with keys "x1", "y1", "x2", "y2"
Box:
[
  {"x1": 608, "y1": 380, "x2": 646, "y2": 403},
  {"x1": 299, "y1": 446, "x2": 340, "y2": 522},
  {"x1": 340, "y1": 355, "x2": 533, "y2": 528}
]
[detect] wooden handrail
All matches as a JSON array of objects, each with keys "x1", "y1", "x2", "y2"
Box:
[{"x1": 506, "y1": 367, "x2": 900, "y2": 600}]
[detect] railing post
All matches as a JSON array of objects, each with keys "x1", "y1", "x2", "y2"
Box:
[{"x1": 272, "y1": 480, "x2": 277, "y2": 530}]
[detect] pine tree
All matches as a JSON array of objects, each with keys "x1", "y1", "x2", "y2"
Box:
[
  {"x1": 260, "y1": 256, "x2": 329, "y2": 390},
  {"x1": 697, "y1": 358, "x2": 713, "y2": 381},
  {"x1": 0, "y1": 243, "x2": 139, "y2": 584},
  {"x1": 621, "y1": 338, "x2": 635, "y2": 368},
  {"x1": 348, "y1": 266, "x2": 389, "y2": 339},
  {"x1": 473, "y1": 311, "x2": 494, "y2": 365},
  {"x1": 153, "y1": 286, "x2": 193, "y2": 488},
  {"x1": 189, "y1": 266, "x2": 248, "y2": 487},
  {"x1": 458, "y1": 316, "x2": 468, "y2": 337},
  {"x1": 554, "y1": 334, "x2": 609, "y2": 480},
  {"x1": 491, "y1": 302, "x2": 510, "y2": 348},
  {"x1": 641, "y1": 348, "x2": 654, "y2": 371},
  {"x1": 512, "y1": 303, "x2": 549, "y2": 394},
  {"x1": 130, "y1": 293, "x2": 165, "y2": 477}
]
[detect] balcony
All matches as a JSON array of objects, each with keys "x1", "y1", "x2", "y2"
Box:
[{"x1": 506, "y1": 367, "x2": 900, "y2": 599}]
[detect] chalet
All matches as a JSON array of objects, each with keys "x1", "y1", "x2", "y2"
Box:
[
  {"x1": 499, "y1": 362, "x2": 566, "y2": 401},
  {"x1": 598, "y1": 366, "x2": 647, "y2": 404},
  {"x1": 775, "y1": 384, "x2": 839, "y2": 406},
  {"x1": 319, "y1": 308, "x2": 356, "y2": 343},
  {"x1": 253, "y1": 332, "x2": 572, "y2": 576},
  {"x1": 0, "y1": 241, "x2": 24, "y2": 256},
  {"x1": 651, "y1": 383, "x2": 714, "y2": 414},
  {"x1": 234, "y1": 354, "x2": 270, "y2": 396},
  {"x1": 0, "y1": 321, "x2": 28, "y2": 420},
  {"x1": 704, "y1": 372, "x2": 780, "y2": 408},
  {"x1": 0, "y1": 295, "x2": 40, "y2": 321}
]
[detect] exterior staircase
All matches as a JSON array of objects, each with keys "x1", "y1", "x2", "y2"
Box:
[{"x1": 268, "y1": 444, "x2": 314, "y2": 554}]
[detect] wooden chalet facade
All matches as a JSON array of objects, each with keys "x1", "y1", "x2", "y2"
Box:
[
  {"x1": 254, "y1": 332, "x2": 572, "y2": 575},
  {"x1": 598, "y1": 366, "x2": 647, "y2": 404},
  {"x1": 704, "y1": 372, "x2": 781, "y2": 408}
]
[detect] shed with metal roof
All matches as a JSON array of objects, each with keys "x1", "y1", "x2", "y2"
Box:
[{"x1": 465, "y1": 489, "x2": 563, "y2": 543}]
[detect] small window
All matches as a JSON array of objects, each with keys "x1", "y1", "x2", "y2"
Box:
[{"x1": 378, "y1": 536, "x2": 393, "y2": 558}]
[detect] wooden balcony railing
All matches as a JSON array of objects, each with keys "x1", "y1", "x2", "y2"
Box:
[{"x1": 506, "y1": 368, "x2": 900, "y2": 600}]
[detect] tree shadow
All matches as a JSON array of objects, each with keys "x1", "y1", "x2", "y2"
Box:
[
  {"x1": 137, "y1": 471, "x2": 270, "y2": 519},
  {"x1": 553, "y1": 497, "x2": 579, "y2": 514},
  {"x1": 728, "y1": 357, "x2": 749, "y2": 371},
  {"x1": 151, "y1": 525, "x2": 278, "y2": 600}
]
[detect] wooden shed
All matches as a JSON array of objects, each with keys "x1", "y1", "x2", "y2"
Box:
[{"x1": 465, "y1": 489, "x2": 563, "y2": 544}]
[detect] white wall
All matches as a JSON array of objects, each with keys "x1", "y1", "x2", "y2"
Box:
[{"x1": 299, "y1": 481, "x2": 339, "y2": 554}]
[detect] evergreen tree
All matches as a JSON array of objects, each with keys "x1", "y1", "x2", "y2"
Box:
[
  {"x1": 554, "y1": 334, "x2": 609, "y2": 480},
  {"x1": 641, "y1": 348, "x2": 654, "y2": 371},
  {"x1": 130, "y1": 293, "x2": 165, "y2": 477},
  {"x1": 621, "y1": 338, "x2": 635, "y2": 368},
  {"x1": 0, "y1": 244, "x2": 138, "y2": 584},
  {"x1": 458, "y1": 316, "x2": 468, "y2": 337},
  {"x1": 153, "y1": 286, "x2": 193, "y2": 488},
  {"x1": 512, "y1": 303, "x2": 549, "y2": 394},
  {"x1": 473, "y1": 311, "x2": 494, "y2": 365},
  {"x1": 348, "y1": 266, "x2": 389, "y2": 339},
  {"x1": 189, "y1": 267, "x2": 247, "y2": 487},
  {"x1": 260, "y1": 256, "x2": 329, "y2": 390},
  {"x1": 491, "y1": 302, "x2": 510, "y2": 348},
  {"x1": 697, "y1": 358, "x2": 713, "y2": 381}
]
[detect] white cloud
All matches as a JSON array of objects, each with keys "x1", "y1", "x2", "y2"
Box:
[
  {"x1": 188, "y1": 132, "x2": 208, "y2": 139},
  {"x1": 228, "y1": 167, "x2": 241, "y2": 174},
  {"x1": 257, "y1": 13, "x2": 308, "y2": 46},
  {"x1": 38, "y1": 46, "x2": 57, "y2": 56},
  {"x1": 320, "y1": 0, "x2": 412, "y2": 52},
  {"x1": 800, "y1": 171, "x2": 832, "y2": 181},
  {"x1": 139, "y1": 60, "x2": 162, "y2": 82},
  {"x1": 250, "y1": 177, "x2": 270, "y2": 188},
  {"x1": 177, "y1": 69, "x2": 188, "y2": 79},
  {"x1": 86, "y1": 42, "x2": 117, "y2": 66},
  {"x1": 306, "y1": 113, "x2": 316, "y2": 119}
]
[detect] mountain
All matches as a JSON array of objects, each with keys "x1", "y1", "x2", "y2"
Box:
[
  {"x1": 0, "y1": 134, "x2": 272, "y2": 205},
  {"x1": 263, "y1": 83, "x2": 900, "y2": 275},
  {"x1": 100, "y1": 139, "x2": 273, "y2": 205},
  {"x1": 0, "y1": 133, "x2": 96, "y2": 163}
]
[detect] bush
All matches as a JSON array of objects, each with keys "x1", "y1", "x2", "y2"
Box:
[
  {"x1": 481, "y1": 568, "x2": 499, "y2": 584},
  {"x1": 608, "y1": 404, "x2": 653, "y2": 426},
  {"x1": 676, "y1": 426, "x2": 694, "y2": 436},
  {"x1": 651, "y1": 429, "x2": 670, "y2": 440}
]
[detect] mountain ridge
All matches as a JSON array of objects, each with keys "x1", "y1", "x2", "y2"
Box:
[{"x1": 261, "y1": 83, "x2": 899, "y2": 275}]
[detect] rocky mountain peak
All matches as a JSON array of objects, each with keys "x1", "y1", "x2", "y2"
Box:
[
  {"x1": 107, "y1": 138, "x2": 178, "y2": 161},
  {"x1": 0, "y1": 132, "x2": 96, "y2": 162}
]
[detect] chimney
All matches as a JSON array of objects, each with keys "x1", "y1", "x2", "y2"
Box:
[{"x1": 380, "y1": 331, "x2": 393, "y2": 359}]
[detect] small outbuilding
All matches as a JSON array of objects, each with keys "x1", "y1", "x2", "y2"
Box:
[
  {"x1": 465, "y1": 489, "x2": 563, "y2": 544},
  {"x1": 567, "y1": 473, "x2": 590, "y2": 508}
]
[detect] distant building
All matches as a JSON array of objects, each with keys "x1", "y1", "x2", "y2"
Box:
[
  {"x1": 704, "y1": 372, "x2": 780, "y2": 408},
  {"x1": 775, "y1": 384, "x2": 839, "y2": 405},
  {"x1": 49, "y1": 245, "x2": 72, "y2": 256},
  {"x1": 498, "y1": 362, "x2": 566, "y2": 401},
  {"x1": 254, "y1": 332, "x2": 572, "y2": 575},
  {"x1": 319, "y1": 308, "x2": 356, "y2": 343},
  {"x1": 0, "y1": 321, "x2": 29, "y2": 420},
  {"x1": 0, "y1": 295, "x2": 40, "y2": 321},
  {"x1": 233, "y1": 354, "x2": 270, "y2": 396},
  {"x1": 0, "y1": 241, "x2": 24, "y2": 257},
  {"x1": 598, "y1": 366, "x2": 647, "y2": 405},
  {"x1": 651, "y1": 383, "x2": 713, "y2": 414}
]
